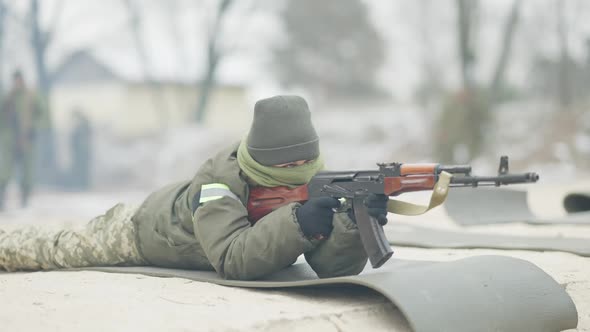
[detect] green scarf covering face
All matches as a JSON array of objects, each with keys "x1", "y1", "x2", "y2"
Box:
[{"x1": 237, "y1": 140, "x2": 324, "y2": 188}]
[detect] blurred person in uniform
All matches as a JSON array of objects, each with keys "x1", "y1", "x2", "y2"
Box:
[
  {"x1": 0, "y1": 70, "x2": 45, "y2": 210},
  {"x1": 0, "y1": 95, "x2": 388, "y2": 280},
  {"x1": 434, "y1": 89, "x2": 490, "y2": 164},
  {"x1": 69, "y1": 109, "x2": 93, "y2": 190}
]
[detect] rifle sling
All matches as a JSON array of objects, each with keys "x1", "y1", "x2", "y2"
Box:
[{"x1": 386, "y1": 171, "x2": 451, "y2": 216}]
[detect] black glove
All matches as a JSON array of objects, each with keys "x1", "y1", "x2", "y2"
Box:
[
  {"x1": 295, "y1": 197, "x2": 340, "y2": 238},
  {"x1": 348, "y1": 194, "x2": 389, "y2": 226}
]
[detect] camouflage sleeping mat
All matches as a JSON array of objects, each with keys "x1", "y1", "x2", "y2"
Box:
[
  {"x1": 444, "y1": 189, "x2": 590, "y2": 225},
  {"x1": 79, "y1": 255, "x2": 578, "y2": 332}
]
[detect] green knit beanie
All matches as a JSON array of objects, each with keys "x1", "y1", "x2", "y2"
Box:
[{"x1": 247, "y1": 95, "x2": 320, "y2": 166}]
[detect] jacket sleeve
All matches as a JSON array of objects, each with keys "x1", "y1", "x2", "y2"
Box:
[
  {"x1": 304, "y1": 212, "x2": 368, "y2": 278},
  {"x1": 193, "y1": 197, "x2": 315, "y2": 280}
]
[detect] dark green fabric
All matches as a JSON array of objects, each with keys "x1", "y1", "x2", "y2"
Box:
[
  {"x1": 305, "y1": 213, "x2": 368, "y2": 278},
  {"x1": 246, "y1": 95, "x2": 320, "y2": 166},
  {"x1": 133, "y1": 143, "x2": 367, "y2": 280}
]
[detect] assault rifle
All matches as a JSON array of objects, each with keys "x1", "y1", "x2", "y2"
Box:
[{"x1": 247, "y1": 156, "x2": 539, "y2": 269}]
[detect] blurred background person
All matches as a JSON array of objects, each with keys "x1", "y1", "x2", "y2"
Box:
[
  {"x1": 67, "y1": 108, "x2": 93, "y2": 190},
  {"x1": 0, "y1": 70, "x2": 44, "y2": 210}
]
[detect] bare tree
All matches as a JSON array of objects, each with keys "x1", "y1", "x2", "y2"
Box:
[
  {"x1": 527, "y1": 0, "x2": 589, "y2": 107},
  {"x1": 194, "y1": 0, "x2": 235, "y2": 123},
  {"x1": 30, "y1": 0, "x2": 52, "y2": 96},
  {"x1": 161, "y1": 0, "x2": 190, "y2": 78},
  {"x1": 414, "y1": 0, "x2": 444, "y2": 106},
  {"x1": 273, "y1": 0, "x2": 386, "y2": 103},
  {"x1": 490, "y1": 0, "x2": 521, "y2": 100},
  {"x1": 0, "y1": 0, "x2": 7, "y2": 94},
  {"x1": 435, "y1": 0, "x2": 523, "y2": 163},
  {"x1": 456, "y1": 0, "x2": 478, "y2": 91},
  {"x1": 556, "y1": 0, "x2": 572, "y2": 109},
  {"x1": 121, "y1": 0, "x2": 153, "y2": 83},
  {"x1": 28, "y1": 0, "x2": 65, "y2": 185},
  {"x1": 28, "y1": 0, "x2": 67, "y2": 97},
  {"x1": 121, "y1": 0, "x2": 169, "y2": 129}
]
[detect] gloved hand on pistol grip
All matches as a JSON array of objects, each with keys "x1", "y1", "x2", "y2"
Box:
[
  {"x1": 348, "y1": 193, "x2": 389, "y2": 226},
  {"x1": 367, "y1": 193, "x2": 389, "y2": 225},
  {"x1": 295, "y1": 197, "x2": 340, "y2": 238}
]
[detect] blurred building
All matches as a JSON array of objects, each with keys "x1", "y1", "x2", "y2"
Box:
[{"x1": 51, "y1": 50, "x2": 250, "y2": 137}]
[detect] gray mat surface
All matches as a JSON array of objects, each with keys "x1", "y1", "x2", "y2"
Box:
[
  {"x1": 445, "y1": 189, "x2": 590, "y2": 225},
  {"x1": 386, "y1": 223, "x2": 590, "y2": 256},
  {"x1": 79, "y1": 256, "x2": 577, "y2": 332}
]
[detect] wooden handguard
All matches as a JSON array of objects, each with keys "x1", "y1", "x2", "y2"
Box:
[
  {"x1": 384, "y1": 174, "x2": 438, "y2": 196},
  {"x1": 399, "y1": 163, "x2": 438, "y2": 175}
]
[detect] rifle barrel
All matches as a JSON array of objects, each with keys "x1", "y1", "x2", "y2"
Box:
[
  {"x1": 438, "y1": 165, "x2": 472, "y2": 175},
  {"x1": 450, "y1": 172, "x2": 539, "y2": 186}
]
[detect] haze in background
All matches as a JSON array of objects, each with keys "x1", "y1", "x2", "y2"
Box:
[{"x1": 0, "y1": 0, "x2": 589, "y2": 194}]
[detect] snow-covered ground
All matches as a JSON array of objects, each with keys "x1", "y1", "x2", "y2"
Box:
[
  {"x1": 0, "y1": 182, "x2": 589, "y2": 331},
  {"x1": 1, "y1": 103, "x2": 588, "y2": 331}
]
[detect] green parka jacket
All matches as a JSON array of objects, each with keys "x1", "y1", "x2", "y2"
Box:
[{"x1": 132, "y1": 143, "x2": 368, "y2": 280}]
